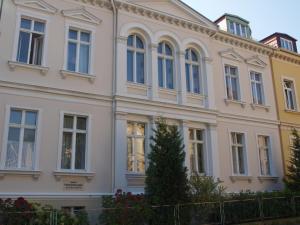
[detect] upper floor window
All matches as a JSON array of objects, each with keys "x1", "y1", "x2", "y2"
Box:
[
  {"x1": 67, "y1": 28, "x2": 91, "y2": 74},
  {"x1": 185, "y1": 49, "x2": 201, "y2": 94},
  {"x1": 258, "y1": 135, "x2": 271, "y2": 176},
  {"x1": 60, "y1": 114, "x2": 88, "y2": 170},
  {"x1": 231, "y1": 132, "x2": 246, "y2": 175},
  {"x1": 127, "y1": 122, "x2": 145, "y2": 173},
  {"x1": 229, "y1": 21, "x2": 247, "y2": 38},
  {"x1": 280, "y1": 38, "x2": 294, "y2": 51},
  {"x1": 127, "y1": 34, "x2": 145, "y2": 84},
  {"x1": 225, "y1": 65, "x2": 240, "y2": 101},
  {"x1": 283, "y1": 79, "x2": 297, "y2": 111},
  {"x1": 250, "y1": 71, "x2": 264, "y2": 105},
  {"x1": 189, "y1": 128, "x2": 205, "y2": 174},
  {"x1": 4, "y1": 108, "x2": 38, "y2": 170},
  {"x1": 16, "y1": 17, "x2": 45, "y2": 65},
  {"x1": 158, "y1": 41, "x2": 174, "y2": 89}
]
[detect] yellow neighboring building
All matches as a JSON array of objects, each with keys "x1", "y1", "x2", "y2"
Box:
[{"x1": 262, "y1": 33, "x2": 300, "y2": 174}]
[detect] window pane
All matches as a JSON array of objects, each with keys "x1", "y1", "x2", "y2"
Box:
[
  {"x1": 17, "y1": 31, "x2": 30, "y2": 63},
  {"x1": 232, "y1": 147, "x2": 238, "y2": 174},
  {"x1": 34, "y1": 21, "x2": 45, "y2": 33},
  {"x1": 75, "y1": 133, "x2": 86, "y2": 170},
  {"x1": 251, "y1": 82, "x2": 257, "y2": 103},
  {"x1": 231, "y1": 77, "x2": 239, "y2": 100},
  {"x1": 127, "y1": 122, "x2": 134, "y2": 135},
  {"x1": 185, "y1": 49, "x2": 189, "y2": 60},
  {"x1": 225, "y1": 76, "x2": 231, "y2": 99},
  {"x1": 127, "y1": 137, "x2": 133, "y2": 171},
  {"x1": 229, "y1": 21, "x2": 234, "y2": 33},
  {"x1": 256, "y1": 83, "x2": 263, "y2": 104},
  {"x1": 61, "y1": 132, "x2": 72, "y2": 169},
  {"x1": 158, "y1": 57, "x2": 164, "y2": 87},
  {"x1": 185, "y1": 64, "x2": 191, "y2": 92},
  {"x1": 22, "y1": 129, "x2": 36, "y2": 169},
  {"x1": 25, "y1": 111, "x2": 37, "y2": 126},
  {"x1": 236, "y1": 133, "x2": 243, "y2": 144},
  {"x1": 136, "y1": 52, "x2": 145, "y2": 84},
  {"x1": 77, "y1": 117, "x2": 87, "y2": 130},
  {"x1": 80, "y1": 32, "x2": 90, "y2": 42},
  {"x1": 127, "y1": 35, "x2": 133, "y2": 47},
  {"x1": 135, "y1": 123, "x2": 145, "y2": 136},
  {"x1": 238, "y1": 147, "x2": 245, "y2": 174},
  {"x1": 135, "y1": 138, "x2": 145, "y2": 173},
  {"x1": 158, "y1": 42, "x2": 163, "y2": 54},
  {"x1": 196, "y1": 130, "x2": 202, "y2": 141},
  {"x1": 166, "y1": 59, "x2": 174, "y2": 89},
  {"x1": 31, "y1": 34, "x2": 44, "y2": 65},
  {"x1": 192, "y1": 65, "x2": 200, "y2": 93},
  {"x1": 10, "y1": 110, "x2": 22, "y2": 124},
  {"x1": 165, "y1": 43, "x2": 172, "y2": 56},
  {"x1": 21, "y1": 18, "x2": 31, "y2": 29},
  {"x1": 236, "y1": 24, "x2": 241, "y2": 35},
  {"x1": 189, "y1": 143, "x2": 196, "y2": 172},
  {"x1": 191, "y1": 50, "x2": 198, "y2": 61},
  {"x1": 67, "y1": 42, "x2": 77, "y2": 71},
  {"x1": 189, "y1": 129, "x2": 194, "y2": 140},
  {"x1": 260, "y1": 148, "x2": 270, "y2": 175},
  {"x1": 64, "y1": 116, "x2": 74, "y2": 129},
  {"x1": 127, "y1": 50, "x2": 134, "y2": 82},
  {"x1": 69, "y1": 30, "x2": 78, "y2": 40},
  {"x1": 136, "y1": 36, "x2": 144, "y2": 49},
  {"x1": 79, "y1": 44, "x2": 90, "y2": 74},
  {"x1": 197, "y1": 143, "x2": 204, "y2": 173},
  {"x1": 6, "y1": 127, "x2": 21, "y2": 168},
  {"x1": 230, "y1": 67, "x2": 237, "y2": 75}
]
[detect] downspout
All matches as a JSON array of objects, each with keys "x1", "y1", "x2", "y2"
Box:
[{"x1": 110, "y1": 0, "x2": 117, "y2": 193}]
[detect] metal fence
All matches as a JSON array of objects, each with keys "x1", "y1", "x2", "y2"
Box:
[{"x1": 1, "y1": 196, "x2": 300, "y2": 225}]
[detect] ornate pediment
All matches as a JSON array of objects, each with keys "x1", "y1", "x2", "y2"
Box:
[
  {"x1": 245, "y1": 55, "x2": 267, "y2": 68},
  {"x1": 219, "y1": 48, "x2": 244, "y2": 62},
  {"x1": 13, "y1": 0, "x2": 58, "y2": 14},
  {"x1": 62, "y1": 7, "x2": 102, "y2": 25}
]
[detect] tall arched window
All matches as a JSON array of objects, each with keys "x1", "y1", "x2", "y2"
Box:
[
  {"x1": 158, "y1": 41, "x2": 174, "y2": 89},
  {"x1": 185, "y1": 48, "x2": 201, "y2": 94},
  {"x1": 127, "y1": 34, "x2": 145, "y2": 84}
]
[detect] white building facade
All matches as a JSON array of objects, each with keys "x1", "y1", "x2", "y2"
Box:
[{"x1": 0, "y1": 0, "x2": 284, "y2": 212}]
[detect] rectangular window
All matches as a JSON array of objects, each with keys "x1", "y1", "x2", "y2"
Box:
[
  {"x1": 228, "y1": 21, "x2": 248, "y2": 38},
  {"x1": 284, "y1": 79, "x2": 297, "y2": 111},
  {"x1": 225, "y1": 65, "x2": 240, "y2": 101},
  {"x1": 189, "y1": 128, "x2": 205, "y2": 174},
  {"x1": 67, "y1": 28, "x2": 91, "y2": 74},
  {"x1": 60, "y1": 114, "x2": 88, "y2": 170},
  {"x1": 5, "y1": 108, "x2": 38, "y2": 170},
  {"x1": 258, "y1": 135, "x2": 271, "y2": 176},
  {"x1": 16, "y1": 17, "x2": 45, "y2": 65},
  {"x1": 127, "y1": 122, "x2": 145, "y2": 173},
  {"x1": 231, "y1": 132, "x2": 246, "y2": 175},
  {"x1": 62, "y1": 206, "x2": 85, "y2": 216},
  {"x1": 250, "y1": 71, "x2": 264, "y2": 105},
  {"x1": 280, "y1": 38, "x2": 294, "y2": 51}
]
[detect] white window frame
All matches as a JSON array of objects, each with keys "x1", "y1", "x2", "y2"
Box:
[
  {"x1": 282, "y1": 77, "x2": 298, "y2": 111},
  {"x1": 224, "y1": 64, "x2": 241, "y2": 101},
  {"x1": 1, "y1": 105, "x2": 42, "y2": 171},
  {"x1": 188, "y1": 128, "x2": 206, "y2": 175},
  {"x1": 229, "y1": 131, "x2": 249, "y2": 176},
  {"x1": 157, "y1": 41, "x2": 176, "y2": 90},
  {"x1": 127, "y1": 121, "x2": 146, "y2": 174},
  {"x1": 250, "y1": 71, "x2": 265, "y2": 105},
  {"x1": 127, "y1": 34, "x2": 146, "y2": 84},
  {"x1": 63, "y1": 20, "x2": 95, "y2": 75},
  {"x1": 57, "y1": 111, "x2": 91, "y2": 172},
  {"x1": 228, "y1": 21, "x2": 248, "y2": 38},
  {"x1": 280, "y1": 38, "x2": 294, "y2": 51},
  {"x1": 256, "y1": 134, "x2": 273, "y2": 176},
  {"x1": 12, "y1": 8, "x2": 50, "y2": 67}
]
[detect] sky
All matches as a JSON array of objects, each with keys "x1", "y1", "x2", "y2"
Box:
[{"x1": 182, "y1": 0, "x2": 300, "y2": 50}]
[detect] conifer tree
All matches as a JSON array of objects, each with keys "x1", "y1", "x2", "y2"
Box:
[
  {"x1": 145, "y1": 119, "x2": 189, "y2": 205},
  {"x1": 285, "y1": 129, "x2": 300, "y2": 192}
]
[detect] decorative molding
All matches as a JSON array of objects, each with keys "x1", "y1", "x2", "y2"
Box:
[
  {"x1": 0, "y1": 170, "x2": 41, "y2": 180},
  {"x1": 245, "y1": 55, "x2": 267, "y2": 68},
  {"x1": 61, "y1": 7, "x2": 102, "y2": 25},
  {"x1": 224, "y1": 98, "x2": 246, "y2": 108},
  {"x1": 60, "y1": 70, "x2": 96, "y2": 83},
  {"x1": 250, "y1": 103, "x2": 270, "y2": 112},
  {"x1": 257, "y1": 176, "x2": 279, "y2": 183},
  {"x1": 8, "y1": 61, "x2": 49, "y2": 75},
  {"x1": 219, "y1": 48, "x2": 244, "y2": 62},
  {"x1": 53, "y1": 171, "x2": 95, "y2": 182},
  {"x1": 13, "y1": 0, "x2": 58, "y2": 14},
  {"x1": 230, "y1": 175, "x2": 253, "y2": 183},
  {"x1": 126, "y1": 173, "x2": 146, "y2": 187}
]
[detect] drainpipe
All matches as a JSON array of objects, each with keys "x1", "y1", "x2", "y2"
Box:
[
  {"x1": 110, "y1": 0, "x2": 118, "y2": 193},
  {"x1": 0, "y1": 0, "x2": 4, "y2": 21}
]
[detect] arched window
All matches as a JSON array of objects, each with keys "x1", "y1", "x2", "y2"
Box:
[
  {"x1": 158, "y1": 41, "x2": 174, "y2": 89},
  {"x1": 185, "y1": 48, "x2": 201, "y2": 94},
  {"x1": 127, "y1": 34, "x2": 145, "y2": 84}
]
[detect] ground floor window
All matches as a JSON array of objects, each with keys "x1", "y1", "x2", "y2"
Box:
[{"x1": 189, "y1": 128, "x2": 205, "y2": 174}]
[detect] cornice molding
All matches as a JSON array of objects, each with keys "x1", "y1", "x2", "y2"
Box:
[
  {"x1": 62, "y1": 6, "x2": 102, "y2": 25},
  {"x1": 245, "y1": 55, "x2": 267, "y2": 68},
  {"x1": 13, "y1": 0, "x2": 58, "y2": 14},
  {"x1": 272, "y1": 50, "x2": 300, "y2": 66}
]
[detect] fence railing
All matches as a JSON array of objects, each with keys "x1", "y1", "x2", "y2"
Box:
[{"x1": 1, "y1": 196, "x2": 300, "y2": 225}]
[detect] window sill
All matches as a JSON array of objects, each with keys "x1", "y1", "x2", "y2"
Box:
[
  {"x1": 230, "y1": 175, "x2": 253, "y2": 183},
  {"x1": 224, "y1": 99, "x2": 246, "y2": 108},
  {"x1": 158, "y1": 88, "x2": 177, "y2": 96},
  {"x1": 250, "y1": 103, "x2": 270, "y2": 112},
  {"x1": 284, "y1": 109, "x2": 300, "y2": 114},
  {"x1": 53, "y1": 170, "x2": 95, "y2": 182},
  {"x1": 258, "y1": 176, "x2": 279, "y2": 183},
  {"x1": 8, "y1": 61, "x2": 49, "y2": 75},
  {"x1": 60, "y1": 70, "x2": 96, "y2": 83},
  {"x1": 187, "y1": 92, "x2": 206, "y2": 100},
  {"x1": 126, "y1": 173, "x2": 146, "y2": 187},
  {"x1": 126, "y1": 82, "x2": 148, "y2": 90},
  {"x1": 0, "y1": 169, "x2": 41, "y2": 180}
]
